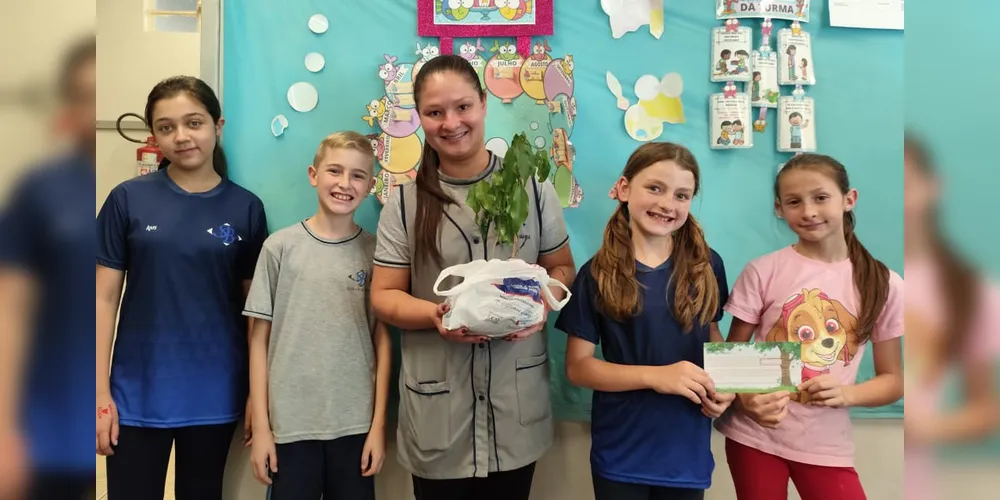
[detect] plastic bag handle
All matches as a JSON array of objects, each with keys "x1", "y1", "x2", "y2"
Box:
[
  {"x1": 432, "y1": 261, "x2": 481, "y2": 296},
  {"x1": 541, "y1": 279, "x2": 572, "y2": 311}
]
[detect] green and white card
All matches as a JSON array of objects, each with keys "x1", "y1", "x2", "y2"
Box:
[{"x1": 704, "y1": 342, "x2": 801, "y2": 393}]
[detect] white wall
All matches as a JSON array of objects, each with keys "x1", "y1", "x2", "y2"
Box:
[
  {"x1": 0, "y1": 1, "x2": 95, "y2": 196},
  {"x1": 222, "y1": 420, "x2": 905, "y2": 500},
  {"x1": 95, "y1": 0, "x2": 201, "y2": 210}
]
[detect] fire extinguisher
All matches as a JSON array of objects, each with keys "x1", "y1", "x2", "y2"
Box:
[{"x1": 117, "y1": 112, "x2": 163, "y2": 177}]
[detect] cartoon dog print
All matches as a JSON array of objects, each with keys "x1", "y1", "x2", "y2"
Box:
[{"x1": 766, "y1": 288, "x2": 859, "y2": 404}]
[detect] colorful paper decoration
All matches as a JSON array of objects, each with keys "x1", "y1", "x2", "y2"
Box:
[{"x1": 418, "y1": 1, "x2": 554, "y2": 57}]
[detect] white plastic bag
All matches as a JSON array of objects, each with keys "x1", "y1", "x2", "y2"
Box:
[{"x1": 433, "y1": 259, "x2": 571, "y2": 337}]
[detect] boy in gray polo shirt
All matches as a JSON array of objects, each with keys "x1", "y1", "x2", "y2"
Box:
[{"x1": 243, "y1": 131, "x2": 391, "y2": 500}]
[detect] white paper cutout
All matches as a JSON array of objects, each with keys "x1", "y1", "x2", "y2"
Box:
[
  {"x1": 601, "y1": 0, "x2": 664, "y2": 39},
  {"x1": 305, "y1": 52, "x2": 325, "y2": 73},
  {"x1": 308, "y1": 14, "x2": 329, "y2": 34},
  {"x1": 287, "y1": 82, "x2": 318, "y2": 113},
  {"x1": 486, "y1": 136, "x2": 510, "y2": 158},
  {"x1": 606, "y1": 72, "x2": 630, "y2": 111},
  {"x1": 709, "y1": 92, "x2": 753, "y2": 149},
  {"x1": 270, "y1": 115, "x2": 288, "y2": 137},
  {"x1": 608, "y1": 71, "x2": 685, "y2": 142}
]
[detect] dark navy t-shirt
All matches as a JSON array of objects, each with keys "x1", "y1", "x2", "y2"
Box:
[
  {"x1": 555, "y1": 250, "x2": 729, "y2": 489},
  {"x1": 96, "y1": 168, "x2": 268, "y2": 428},
  {"x1": 0, "y1": 153, "x2": 95, "y2": 472}
]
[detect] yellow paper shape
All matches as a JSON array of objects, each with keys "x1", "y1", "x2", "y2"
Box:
[
  {"x1": 639, "y1": 94, "x2": 685, "y2": 124},
  {"x1": 650, "y1": 1, "x2": 664, "y2": 39}
]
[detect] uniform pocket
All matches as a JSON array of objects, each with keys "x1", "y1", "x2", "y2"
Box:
[
  {"x1": 515, "y1": 352, "x2": 551, "y2": 426},
  {"x1": 403, "y1": 379, "x2": 452, "y2": 452}
]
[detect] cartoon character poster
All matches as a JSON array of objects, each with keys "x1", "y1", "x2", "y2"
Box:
[
  {"x1": 716, "y1": 0, "x2": 811, "y2": 23},
  {"x1": 777, "y1": 94, "x2": 816, "y2": 152},
  {"x1": 710, "y1": 25, "x2": 753, "y2": 83},
  {"x1": 765, "y1": 288, "x2": 859, "y2": 404},
  {"x1": 747, "y1": 50, "x2": 779, "y2": 108},
  {"x1": 709, "y1": 91, "x2": 753, "y2": 149},
  {"x1": 778, "y1": 27, "x2": 816, "y2": 85}
]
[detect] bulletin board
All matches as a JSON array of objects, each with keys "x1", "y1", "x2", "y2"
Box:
[{"x1": 221, "y1": 1, "x2": 904, "y2": 419}]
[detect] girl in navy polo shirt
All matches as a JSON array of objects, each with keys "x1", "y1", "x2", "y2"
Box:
[
  {"x1": 96, "y1": 76, "x2": 268, "y2": 499},
  {"x1": 556, "y1": 142, "x2": 735, "y2": 500}
]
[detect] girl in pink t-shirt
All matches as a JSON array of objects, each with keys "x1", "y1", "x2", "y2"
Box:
[
  {"x1": 714, "y1": 153, "x2": 905, "y2": 500},
  {"x1": 903, "y1": 135, "x2": 1000, "y2": 500}
]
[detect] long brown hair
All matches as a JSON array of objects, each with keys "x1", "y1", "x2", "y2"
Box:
[
  {"x1": 905, "y1": 135, "x2": 979, "y2": 360},
  {"x1": 775, "y1": 154, "x2": 889, "y2": 344},
  {"x1": 411, "y1": 55, "x2": 487, "y2": 267},
  {"x1": 591, "y1": 143, "x2": 720, "y2": 331}
]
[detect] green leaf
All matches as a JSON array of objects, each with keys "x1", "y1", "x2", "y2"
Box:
[
  {"x1": 510, "y1": 187, "x2": 529, "y2": 230},
  {"x1": 536, "y1": 149, "x2": 552, "y2": 182}
]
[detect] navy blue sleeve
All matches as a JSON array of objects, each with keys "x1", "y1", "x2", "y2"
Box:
[
  {"x1": 96, "y1": 186, "x2": 129, "y2": 271},
  {"x1": 0, "y1": 176, "x2": 39, "y2": 270},
  {"x1": 710, "y1": 249, "x2": 729, "y2": 323},
  {"x1": 239, "y1": 197, "x2": 268, "y2": 281},
  {"x1": 554, "y1": 261, "x2": 601, "y2": 345}
]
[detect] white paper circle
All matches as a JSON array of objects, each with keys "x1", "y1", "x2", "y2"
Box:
[
  {"x1": 634, "y1": 75, "x2": 660, "y2": 101},
  {"x1": 485, "y1": 137, "x2": 509, "y2": 158},
  {"x1": 659, "y1": 73, "x2": 683, "y2": 97},
  {"x1": 270, "y1": 115, "x2": 289, "y2": 137},
  {"x1": 305, "y1": 53, "x2": 325, "y2": 72},
  {"x1": 529, "y1": 121, "x2": 539, "y2": 130},
  {"x1": 287, "y1": 82, "x2": 318, "y2": 113},
  {"x1": 308, "y1": 14, "x2": 328, "y2": 34},
  {"x1": 534, "y1": 136, "x2": 546, "y2": 148}
]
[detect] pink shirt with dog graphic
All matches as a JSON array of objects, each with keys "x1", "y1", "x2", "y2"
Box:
[{"x1": 714, "y1": 245, "x2": 904, "y2": 467}]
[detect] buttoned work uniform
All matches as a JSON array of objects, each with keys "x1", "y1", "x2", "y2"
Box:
[{"x1": 373, "y1": 153, "x2": 570, "y2": 490}]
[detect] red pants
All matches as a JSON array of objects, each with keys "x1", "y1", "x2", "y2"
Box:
[{"x1": 724, "y1": 438, "x2": 867, "y2": 500}]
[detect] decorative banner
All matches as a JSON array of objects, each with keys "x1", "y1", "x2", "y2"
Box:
[
  {"x1": 457, "y1": 38, "x2": 489, "y2": 84},
  {"x1": 485, "y1": 39, "x2": 526, "y2": 103},
  {"x1": 367, "y1": 132, "x2": 423, "y2": 174},
  {"x1": 362, "y1": 97, "x2": 421, "y2": 138},
  {"x1": 418, "y1": 0, "x2": 554, "y2": 57},
  {"x1": 378, "y1": 56, "x2": 416, "y2": 108},
  {"x1": 716, "y1": 0, "x2": 811, "y2": 23},
  {"x1": 412, "y1": 41, "x2": 442, "y2": 79},
  {"x1": 608, "y1": 71, "x2": 685, "y2": 142},
  {"x1": 519, "y1": 40, "x2": 552, "y2": 104},
  {"x1": 601, "y1": 0, "x2": 665, "y2": 39}
]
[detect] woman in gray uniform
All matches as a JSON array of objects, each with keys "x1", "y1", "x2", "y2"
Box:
[{"x1": 371, "y1": 54, "x2": 576, "y2": 500}]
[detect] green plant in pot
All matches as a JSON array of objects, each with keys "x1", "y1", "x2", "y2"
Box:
[{"x1": 466, "y1": 132, "x2": 552, "y2": 260}]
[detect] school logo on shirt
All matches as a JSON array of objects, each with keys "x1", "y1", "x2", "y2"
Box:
[
  {"x1": 207, "y1": 223, "x2": 243, "y2": 246},
  {"x1": 347, "y1": 270, "x2": 368, "y2": 290},
  {"x1": 765, "y1": 288, "x2": 860, "y2": 404}
]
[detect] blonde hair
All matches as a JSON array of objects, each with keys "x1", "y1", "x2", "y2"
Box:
[
  {"x1": 591, "y1": 142, "x2": 719, "y2": 332},
  {"x1": 312, "y1": 130, "x2": 376, "y2": 170}
]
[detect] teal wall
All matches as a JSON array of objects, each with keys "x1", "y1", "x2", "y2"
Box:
[{"x1": 222, "y1": 1, "x2": 903, "y2": 419}]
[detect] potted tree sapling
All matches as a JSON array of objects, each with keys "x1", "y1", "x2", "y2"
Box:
[{"x1": 432, "y1": 131, "x2": 570, "y2": 338}]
